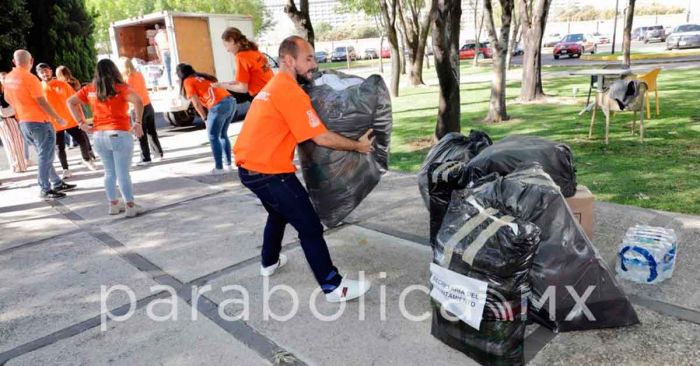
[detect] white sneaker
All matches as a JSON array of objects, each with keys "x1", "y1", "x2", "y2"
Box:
[
  {"x1": 83, "y1": 159, "x2": 98, "y2": 171},
  {"x1": 211, "y1": 168, "x2": 226, "y2": 175},
  {"x1": 109, "y1": 201, "x2": 125, "y2": 215},
  {"x1": 62, "y1": 169, "x2": 72, "y2": 179},
  {"x1": 154, "y1": 155, "x2": 164, "y2": 162},
  {"x1": 136, "y1": 161, "x2": 151, "y2": 167},
  {"x1": 325, "y1": 278, "x2": 371, "y2": 303},
  {"x1": 223, "y1": 165, "x2": 233, "y2": 172},
  {"x1": 260, "y1": 254, "x2": 288, "y2": 276},
  {"x1": 125, "y1": 203, "x2": 143, "y2": 218}
]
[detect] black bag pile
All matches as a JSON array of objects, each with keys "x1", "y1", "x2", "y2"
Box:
[
  {"x1": 418, "y1": 131, "x2": 492, "y2": 208},
  {"x1": 423, "y1": 133, "x2": 639, "y2": 364},
  {"x1": 429, "y1": 162, "x2": 541, "y2": 366},
  {"x1": 464, "y1": 135, "x2": 578, "y2": 197},
  {"x1": 299, "y1": 70, "x2": 392, "y2": 227}
]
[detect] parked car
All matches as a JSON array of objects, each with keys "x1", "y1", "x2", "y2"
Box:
[
  {"x1": 364, "y1": 48, "x2": 378, "y2": 59},
  {"x1": 459, "y1": 42, "x2": 491, "y2": 59},
  {"x1": 666, "y1": 23, "x2": 700, "y2": 49},
  {"x1": 331, "y1": 46, "x2": 358, "y2": 62},
  {"x1": 632, "y1": 26, "x2": 651, "y2": 41},
  {"x1": 314, "y1": 51, "x2": 329, "y2": 63},
  {"x1": 512, "y1": 41, "x2": 524, "y2": 56},
  {"x1": 553, "y1": 33, "x2": 597, "y2": 59},
  {"x1": 591, "y1": 32, "x2": 610, "y2": 44},
  {"x1": 643, "y1": 25, "x2": 666, "y2": 43},
  {"x1": 380, "y1": 47, "x2": 390, "y2": 58},
  {"x1": 543, "y1": 33, "x2": 562, "y2": 47}
]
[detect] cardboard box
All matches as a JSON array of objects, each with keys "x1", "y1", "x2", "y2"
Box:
[{"x1": 565, "y1": 185, "x2": 595, "y2": 239}]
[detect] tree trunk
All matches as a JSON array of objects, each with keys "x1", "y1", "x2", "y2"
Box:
[
  {"x1": 431, "y1": 0, "x2": 462, "y2": 139},
  {"x1": 284, "y1": 0, "x2": 315, "y2": 48},
  {"x1": 396, "y1": 0, "x2": 433, "y2": 86},
  {"x1": 519, "y1": 0, "x2": 552, "y2": 102},
  {"x1": 622, "y1": 0, "x2": 636, "y2": 67},
  {"x1": 379, "y1": 35, "x2": 385, "y2": 73},
  {"x1": 380, "y1": 0, "x2": 401, "y2": 97},
  {"x1": 473, "y1": 12, "x2": 485, "y2": 67},
  {"x1": 483, "y1": 0, "x2": 514, "y2": 123},
  {"x1": 506, "y1": 16, "x2": 520, "y2": 70}
]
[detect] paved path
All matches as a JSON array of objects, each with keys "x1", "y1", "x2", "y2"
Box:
[{"x1": 0, "y1": 127, "x2": 698, "y2": 365}]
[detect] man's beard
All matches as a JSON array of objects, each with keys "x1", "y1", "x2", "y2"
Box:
[{"x1": 295, "y1": 66, "x2": 315, "y2": 85}]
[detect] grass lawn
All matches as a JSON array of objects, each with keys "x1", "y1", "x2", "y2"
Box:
[{"x1": 389, "y1": 67, "x2": 700, "y2": 214}]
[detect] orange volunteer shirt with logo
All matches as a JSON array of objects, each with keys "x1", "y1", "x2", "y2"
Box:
[
  {"x1": 235, "y1": 50, "x2": 274, "y2": 96},
  {"x1": 233, "y1": 72, "x2": 327, "y2": 174},
  {"x1": 183, "y1": 76, "x2": 229, "y2": 110},
  {"x1": 76, "y1": 83, "x2": 132, "y2": 131},
  {"x1": 43, "y1": 79, "x2": 79, "y2": 131},
  {"x1": 2, "y1": 67, "x2": 51, "y2": 123},
  {"x1": 127, "y1": 71, "x2": 151, "y2": 105}
]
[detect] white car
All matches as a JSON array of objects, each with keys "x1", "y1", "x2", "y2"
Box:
[
  {"x1": 666, "y1": 24, "x2": 700, "y2": 49},
  {"x1": 543, "y1": 33, "x2": 562, "y2": 47}
]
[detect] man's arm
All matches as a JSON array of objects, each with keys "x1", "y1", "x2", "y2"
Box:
[
  {"x1": 35, "y1": 96, "x2": 66, "y2": 126},
  {"x1": 312, "y1": 129, "x2": 374, "y2": 153},
  {"x1": 212, "y1": 81, "x2": 249, "y2": 94}
]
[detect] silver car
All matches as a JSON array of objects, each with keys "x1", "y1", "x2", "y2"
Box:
[{"x1": 666, "y1": 24, "x2": 700, "y2": 49}]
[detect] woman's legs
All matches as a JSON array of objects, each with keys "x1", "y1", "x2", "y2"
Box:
[
  {"x1": 93, "y1": 132, "x2": 118, "y2": 201},
  {"x1": 55, "y1": 130, "x2": 69, "y2": 170}
]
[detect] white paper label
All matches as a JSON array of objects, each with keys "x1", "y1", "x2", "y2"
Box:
[{"x1": 429, "y1": 263, "x2": 488, "y2": 330}]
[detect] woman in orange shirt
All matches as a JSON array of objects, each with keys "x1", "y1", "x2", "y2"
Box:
[
  {"x1": 214, "y1": 27, "x2": 273, "y2": 121},
  {"x1": 67, "y1": 59, "x2": 145, "y2": 217},
  {"x1": 176, "y1": 63, "x2": 235, "y2": 175},
  {"x1": 121, "y1": 57, "x2": 164, "y2": 165}
]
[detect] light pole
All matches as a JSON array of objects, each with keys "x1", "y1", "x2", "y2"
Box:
[{"x1": 611, "y1": 0, "x2": 620, "y2": 54}]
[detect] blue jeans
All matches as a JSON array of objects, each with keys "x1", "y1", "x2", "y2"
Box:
[
  {"x1": 19, "y1": 122, "x2": 62, "y2": 193},
  {"x1": 238, "y1": 167, "x2": 343, "y2": 293},
  {"x1": 207, "y1": 96, "x2": 235, "y2": 169},
  {"x1": 163, "y1": 51, "x2": 172, "y2": 87},
  {"x1": 93, "y1": 130, "x2": 134, "y2": 202}
]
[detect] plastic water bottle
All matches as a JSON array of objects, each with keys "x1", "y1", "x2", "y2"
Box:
[{"x1": 616, "y1": 225, "x2": 677, "y2": 284}]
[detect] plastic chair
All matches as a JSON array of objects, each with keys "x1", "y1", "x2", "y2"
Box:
[
  {"x1": 635, "y1": 68, "x2": 661, "y2": 119},
  {"x1": 589, "y1": 82, "x2": 648, "y2": 145}
]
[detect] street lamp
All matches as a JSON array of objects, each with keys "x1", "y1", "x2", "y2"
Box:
[{"x1": 611, "y1": 0, "x2": 620, "y2": 54}]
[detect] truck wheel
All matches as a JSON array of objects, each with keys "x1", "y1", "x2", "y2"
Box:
[
  {"x1": 554, "y1": 55, "x2": 559, "y2": 60},
  {"x1": 166, "y1": 109, "x2": 195, "y2": 127}
]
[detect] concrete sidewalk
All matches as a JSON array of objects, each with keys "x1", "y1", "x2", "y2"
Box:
[{"x1": 0, "y1": 126, "x2": 698, "y2": 365}]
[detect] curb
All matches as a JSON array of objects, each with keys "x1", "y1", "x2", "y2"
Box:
[{"x1": 582, "y1": 51, "x2": 700, "y2": 61}]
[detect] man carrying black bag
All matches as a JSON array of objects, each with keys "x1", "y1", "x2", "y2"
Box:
[{"x1": 233, "y1": 36, "x2": 374, "y2": 303}]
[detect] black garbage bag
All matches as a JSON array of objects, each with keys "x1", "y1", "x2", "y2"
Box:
[
  {"x1": 464, "y1": 135, "x2": 577, "y2": 197},
  {"x1": 418, "y1": 130, "x2": 493, "y2": 209},
  {"x1": 299, "y1": 70, "x2": 392, "y2": 227},
  {"x1": 470, "y1": 163, "x2": 640, "y2": 332},
  {"x1": 429, "y1": 164, "x2": 541, "y2": 366}
]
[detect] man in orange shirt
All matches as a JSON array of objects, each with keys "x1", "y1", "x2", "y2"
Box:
[
  {"x1": 36, "y1": 63, "x2": 96, "y2": 178},
  {"x1": 234, "y1": 36, "x2": 374, "y2": 303},
  {"x1": 3, "y1": 50, "x2": 76, "y2": 199}
]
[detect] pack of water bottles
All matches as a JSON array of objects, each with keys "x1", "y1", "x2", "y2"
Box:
[{"x1": 616, "y1": 225, "x2": 678, "y2": 284}]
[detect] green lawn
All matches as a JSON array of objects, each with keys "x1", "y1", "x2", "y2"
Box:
[{"x1": 389, "y1": 67, "x2": 700, "y2": 214}]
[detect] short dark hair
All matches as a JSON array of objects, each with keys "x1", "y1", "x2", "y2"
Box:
[
  {"x1": 36, "y1": 63, "x2": 51, "y2": 70},
  {"x1": 278, "y1": 36, "x2": 305, "y2": 59}
]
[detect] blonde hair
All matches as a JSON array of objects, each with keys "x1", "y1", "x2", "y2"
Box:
[
  {"x1": 221, "y1": 27, "x2": 258, "y2": 52},
  {"x1": 56, "y1": 66, "x2": 81, "y2": 91},
  {"x1": 120, "y1": 57, "x2": 138, "y2": 78}
]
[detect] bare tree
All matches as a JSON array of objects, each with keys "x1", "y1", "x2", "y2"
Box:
[
  {"x1": 379, "y1": 0, "x2": 402, "y2": 97},
  {"x1": 431, "y1": 0, "x2": 462, "y2": 139},
  {"x1": 396, "y1": 0, "x2": 433, "y2": 85},
  {"x1": 483, "y1": 0, "x2": 515, "y2": 122},
  {"x1": 506, "y1": 14, "x2": 521, "y2": 70},
  {"x1": 518, "y1": 0, "x2": 552, "y2": 101},
  {"x1": 622, "y1": 0, "x2": 636, "y2": 67},
  {"x1": 284, "y1": 0, "x2": 315, "y2": 47}
]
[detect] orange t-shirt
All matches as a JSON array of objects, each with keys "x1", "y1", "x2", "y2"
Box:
[
  {"x1": 2, "y1": 67, "x2": 51, "y2": 123},
  {"x1": 235, "y1": 50, "x2": 274, "y2": 96},
  {"x1": 43, "y1": 79, "x2": 79, "y2": 131},
  {"x1": 183, "y1": 76, "x2": 229, "y2": 110},
  {"x1": 127, "y1": 71, "x2": 151, "y2": 105},
  {"x1": 233, "y1": 72, "x2": 327, "y2": 174},
  {"x1": 76, "y1": 83, "x2": 132, "y2": 131}
]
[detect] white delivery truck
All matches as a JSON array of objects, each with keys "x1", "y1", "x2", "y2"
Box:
[{"x1": 109, "y1": 11, "x2": 262, "y2": 126}]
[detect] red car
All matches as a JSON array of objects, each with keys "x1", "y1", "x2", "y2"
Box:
[
  {"x1": 553, "y1": 33, "x2": 597, "y2": 59},
  {"x1": 459, "y1": 42, "x2": 491, "y2": 59},
  {"x1": 381, "y1": 47, "x2": 390, "y2": 58}
]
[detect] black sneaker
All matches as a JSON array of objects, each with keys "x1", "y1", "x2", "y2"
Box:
[
  {"x1": 54, "y1": 182, "x2": 77, "y2": 192},
  {"x1": 40, "y1": 190, "x2": 66, "y2": 199}
]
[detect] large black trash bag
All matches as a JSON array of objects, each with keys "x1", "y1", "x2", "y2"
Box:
[
  {"x1": 418, "y1": 130, "x2": 492, "y2": 209},
  {"x1": 299, "y1": 70, "x2": 392, "y2": 227},
  {"x1": 429, "y1": 162, "x2": 541, "y2": 365},
  {"x1": 472, "y1": 163, "x2": 639, "y2": 332},
  {"x1": 464, "y1": 135, "x2": 577, "y2": 197}
]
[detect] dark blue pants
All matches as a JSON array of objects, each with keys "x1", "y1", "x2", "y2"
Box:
[{"x1": 239, "y1": 167, "x2": 342, "y2": 293}]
